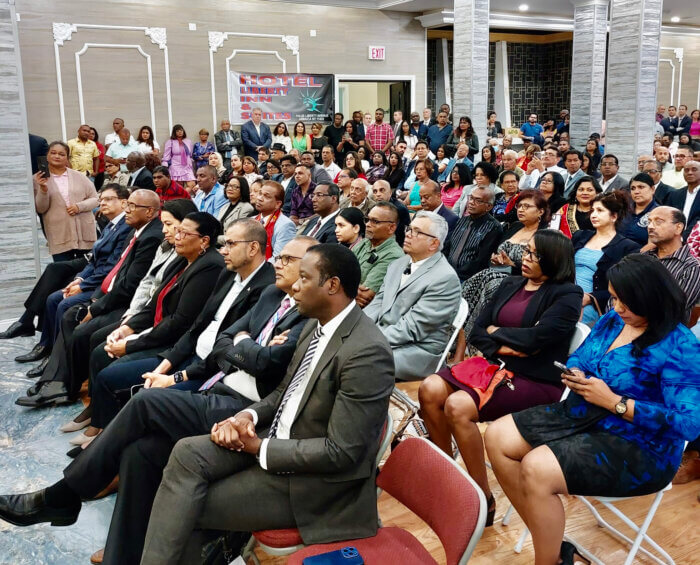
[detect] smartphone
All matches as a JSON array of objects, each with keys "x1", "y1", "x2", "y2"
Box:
[
  {"x1": 303, "y1": 547, "x2": 364, "y2": 565},
  {"x1": 37, "y1": 156, "x2": 49, "y2": 178},
  {"x1": 553, "y1": 361, "x2": 575, "y2": 376}
]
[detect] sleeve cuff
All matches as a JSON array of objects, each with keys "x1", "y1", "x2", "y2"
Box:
[
  {"x1": 233, "y1": 334, "x2": 252, "y2": 346},
  {"x1": 258, "y1": 438, "x2": 269, "y2": 470},
  {"x1": 238, "y1": 409, "x2": 258, "y2": 426}
]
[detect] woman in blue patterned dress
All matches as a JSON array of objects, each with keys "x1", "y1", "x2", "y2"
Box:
[{"x1": 485, "y1": 253, "x2": 700, "y2": 565}]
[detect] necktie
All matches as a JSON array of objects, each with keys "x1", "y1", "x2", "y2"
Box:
[
  {"x1": 153, "y1": 268, "x2": 185, "y2": 326},
  {"x1": 256, "y1": 298, "x2": 292, "y2": 345},
  {"x1": 308, "y1": 219, "x2": 322, "y2": 238},
  {"x1": 100, "y1": 235, "x2": 136, "y2": 293},
  {"x1": 268, "y1": 327, "x2": 323, "y2": 438}
]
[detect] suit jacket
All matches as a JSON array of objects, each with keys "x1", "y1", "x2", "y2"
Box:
[
  {"x1": 603, "y1": 175, "x2": 629, "y2": 193},
  {"x1": 666, "y1": 186, "x2": 700, "y2": 238},
  {"x1": 214, "y1": 129, "x2": 242, "y2": 156},
  {"x1": 271, "y1": 213, "x2": 297, "y2": 259},
  {"x1": 563, "y1": 168, "x2": 585, "y2": 198},
  {"x1": 89, "y1": 218, "x2": 164, "y2": 318},
  {"x1": 189, "y1": 285, "x2": 308, "y2": 398},
  {"x1": 160, "y1": 261, "x2": 275, "y2": 367},
  {"x1": 241, "y1": 121, "x2": 272, "y2": 157},
  {"x1": 436, "y1": 204, "x2": 458, "y2": 234},
  {"x1": 655, "y1": 181, "x2": 674, "y2": 204},
  {"x1": 309, "y1": 165, "x2": 332, "y2": 186},
  {"x1": 29, "y1": 134, "x2": 49, "y2": 174},
  {"x1": 410, "y1": 123, "x2": 429, "y2": 140},
  {"x1": 76, "y1": 215, "x2": 131, "y2": 291},
  {"x1": 123, "y1": 247, "x2": 226, "y2": 354},
  {"x1": 364, "y1": 252, "x2": 461, "y2": 379},
  {"x1": 128, "y1": 168, "x2": 156, "y2": 192},
  {"x1": 301, "y1": 214, "x2": 339, "y2": 243},
  {"x1": 282, "y1": 178, "x2": 297, "y2": 215},
  {"x1": 246, "y1": 305, "x2": 394, "y2": 544},
  {"x1": 469, "y1": 277, "x2": 583, "y2": 384}
]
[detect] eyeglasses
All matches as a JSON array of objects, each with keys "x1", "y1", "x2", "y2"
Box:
[
  {"x1": 223, "y1": 239, "x2": 255, "y2": 249},
  {"x1": 367, "y1": 217, "x2": 395, "y2": 226},
  {"x1": 311, "y1": 192, "x2": 330, "y2": 199},
  {"x1": 273, "y1": 254, "x2": 303, "y2": 266},
  {"x1": 98, "y1": 196, "x2": 119, "y2": 203},
  {"x1": 523, "y1": 248, "x2": 541, "y2": 262},
  {"x1": 540, "y1": 178, "x2": 553, "y2": 184},
  {"x1": 469, "y1": 197, "x2": 490, "y2": 206},
  {"x1": 125, "y1": 202, "x2": 155, "y2": 212},
  {"x1": 405, "y1": 226, "x2": 437, "y2": 239},
  {"x1": 175, "y1": 227, "x2": 203, "y2": 239},
  {"x1": 516, "y1": 203, "x2": 537, "y2": 211}
]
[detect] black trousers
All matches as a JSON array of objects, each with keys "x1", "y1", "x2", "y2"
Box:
[
  {"x1": 22, "y1": 257, "x2": 87, "y2": 328},
  {"x1": 63, "y1": 387, "x2": 253, "y2": 565}
]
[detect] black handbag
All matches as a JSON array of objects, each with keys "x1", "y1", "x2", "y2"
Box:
[{"x1": 200, "y1": 531, "x2": 252, "y2": 565}]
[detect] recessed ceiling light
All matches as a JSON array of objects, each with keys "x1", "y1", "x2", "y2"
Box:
[
  {"x1": 518, "y1": 3, "x2": 529, "y2": 11},
  {"x1": 671, "y1": 16, "x2": 680, "y2": 23}
]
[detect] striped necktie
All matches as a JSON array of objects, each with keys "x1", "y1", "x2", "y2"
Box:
[
  {"x1": 256, "y1": 298, "x2": 292, "y2": 345},
  {"x1": 268, "y1": 326, "x2": 323, "y2": 438}
]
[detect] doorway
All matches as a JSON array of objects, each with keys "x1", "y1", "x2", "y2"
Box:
[{"x1": 335, "y1": 75, "x2": 415, "y2": 122}]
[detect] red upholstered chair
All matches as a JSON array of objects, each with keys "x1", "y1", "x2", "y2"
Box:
[{"x1": 287, "y1": 437, "x2": 487, "y2": 565}]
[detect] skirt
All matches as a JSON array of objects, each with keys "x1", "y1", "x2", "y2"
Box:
[
  {"x1": 437, "y1": 366, "x2": 564, "y2": 422},
  {"x1": 512, "y1": 397, "x2": 677, "y2": 497}
]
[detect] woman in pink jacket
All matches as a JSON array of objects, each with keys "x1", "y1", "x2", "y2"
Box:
[{"x1": 161, "y1": 124, "x2": 195, "y2": 193}]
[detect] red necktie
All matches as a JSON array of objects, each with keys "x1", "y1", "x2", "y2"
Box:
[
  {"x1": 100, "y1": 235, "x2": 136, "y2": 293},
  {"x1": 153, "y1": 268, "x2": 185, "y2": 326}
]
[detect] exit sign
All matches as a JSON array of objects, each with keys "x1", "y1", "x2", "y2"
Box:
[{"x1": 368, "y1": 46, "x2": 385, "y2": 60}]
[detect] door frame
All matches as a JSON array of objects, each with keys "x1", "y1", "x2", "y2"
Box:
[{"x1": 334, "y1": 74, "x2": 416, "y2": 117}]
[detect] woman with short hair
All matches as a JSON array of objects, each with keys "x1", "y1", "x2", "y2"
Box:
[
  {"x1": 193, "y1": 129, "x2": 216, "y2": 171},
  {"x1": 161, "y1": 124, "x2": 195, "y2": 191}
]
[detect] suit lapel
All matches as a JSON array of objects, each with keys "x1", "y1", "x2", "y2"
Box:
[
  {"x1": 381, "y1": 256, "x2": 408, "y2": 314},
  {"x1": 396, "y1": 252, "x2": 441, "y2": 295}
]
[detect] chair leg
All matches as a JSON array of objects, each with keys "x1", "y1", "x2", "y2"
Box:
[
  {"x1": 502, "y1": 503, "x2": 515, "y2": 526},
  {"x1": 514, "y1": 527, "x2": 529, "y2": 553}
]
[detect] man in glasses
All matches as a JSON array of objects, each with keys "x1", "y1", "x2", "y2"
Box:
[
  {"x1": 302, "y1": 183, "x2": 341, "y2": 243},
  {"x1": 353, "y1": 202, "x2": 404, "y2": 308},
  {"x1": 365, "y1": 211, "x2": 461, "y2": 380},
  {"x1": 17, "y1": 189, "x2": 164, "y2": 407}
]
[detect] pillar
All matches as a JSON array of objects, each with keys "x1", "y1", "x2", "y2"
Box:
[
  {"x1": 605, "y1": 0, "x2": 663, "y2": 178},
  {"x1": 569, "y1": 0, "x2": 609, "y2": 150},
  {"x1": 452, "y1": 0, "x2": 490, "y2": 157},
  {"x1": 0, "y1": 0, "x2": 41, "y2": 321}
]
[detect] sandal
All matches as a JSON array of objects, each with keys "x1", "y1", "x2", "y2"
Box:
[
  {"x1": 485, "y1": 494, "x2": 496, "y2": 527},
  {"x1": 560, "y1": 541, "x2": 591, "y2": 565}
]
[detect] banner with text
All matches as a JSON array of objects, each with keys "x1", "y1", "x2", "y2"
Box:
[{"x1": 229, "y1": 72, "x2": 335, "y2": 124}]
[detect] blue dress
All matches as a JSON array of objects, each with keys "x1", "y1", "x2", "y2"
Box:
[
  {"x1": 513, "y1": 311, "x2": 700, "y2": 497},
  {"x1": 575, "y1": 247, "x2": 603, "y2": 324}
]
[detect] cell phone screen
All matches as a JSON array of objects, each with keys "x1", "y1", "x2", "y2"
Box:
[{"x1": 37, "y1": 156, "x2": 49, "y2": 178}]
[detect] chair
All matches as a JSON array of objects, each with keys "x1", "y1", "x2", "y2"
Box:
[
  {"x1": 287, "y1": 437, "x2": 487, "y2": 565},
  {"x1": 391, "y1": 298, "x2": 469, "y2": 441},
  {"x1": 241, "y1": 412, "x2": 393, "y2": 564}
]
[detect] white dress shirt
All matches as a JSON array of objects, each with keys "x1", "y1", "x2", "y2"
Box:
[
  {"x1": 601, "y1": 174, "x2": 618, "y2": 192},
  {"x1": 194, "y1": 262, "x2": 265, "y2": 359},
  {"x1": 309, "y1": 209, "x2": 340, "y2": 237},
  {"x1": 683, "y1": 188, "x2": 698, "y2": 220},
  {"x1": 400, "y1": 256, "x2": 429, "y2": 287},
  {"x1": 128, "y1": 166, "x2": 146, "y2": 187},
  {"x1": 244, "y1": 300, "x2": 357, "y2": 469},
  {"x1": 519, "y1": 165, "x2": 566, "y2": 189}
]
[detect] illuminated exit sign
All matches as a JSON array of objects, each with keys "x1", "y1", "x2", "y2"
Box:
[{"x1": 368, "y1": 46, "x2": 385, "y2": 60}]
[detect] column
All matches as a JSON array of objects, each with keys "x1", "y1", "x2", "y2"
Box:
[
  {"x1": 569, "y1": 0, "x2": 609, "y2": 150},
  {"x1": 0, "y1": 0, "x2": 41, "y2": 320},
  {"x1": 605, "y1": 0, "x2": 663, "y2": 178},
  {"x1": 452, "y1": 0, "x2": 490, "y2": 157}
]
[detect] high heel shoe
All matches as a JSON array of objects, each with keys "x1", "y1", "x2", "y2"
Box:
[
  {"x1": 485, "y1": 494, "x2": 496, "y2": 527},
  {"x1": 560, "y1": 541, "x2": 591, "y2": 565}
]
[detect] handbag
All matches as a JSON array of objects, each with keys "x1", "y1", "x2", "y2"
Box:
[{"x1": 449, "y1": 356, "x2": 515, "y2": 410}]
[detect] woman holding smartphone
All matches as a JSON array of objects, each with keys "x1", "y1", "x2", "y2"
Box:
[{"x1": 486, "y1": 254, "x2": 700, "y2": 565}]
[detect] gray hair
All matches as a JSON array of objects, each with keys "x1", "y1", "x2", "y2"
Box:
[
  {"x1": 473, "y1": 184, "x2": 497, "y2": 205},
  {"x1": 413, "y1": 210, "x2": 449, "y2": 250},
  {"x1": 351, "y1": 177, "x2": 369, "y2": 193},
  {"x1": 502, "y1": 149, "x2": 518, "y2": 159}
]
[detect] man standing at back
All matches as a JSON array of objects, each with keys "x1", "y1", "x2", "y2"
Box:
[
  {"x1": 427, "y1": 111, "x2": 452, "y2": 156},
  {"x1": 364, "y1": 108, "x2": 394, "y2": 156},
  {"x1": 104, "y1": 118, "x2": 134, "y2": 149},
  {"x1": 105, "y1": 129, "x2": 140, "y2": 172},
  {"x1": 67, "y1": 125, "x2": 100, "y2": 178},
  {"x1": 215, "y1": 119, "x2": 242, "y2": 167},
  {"x1": 241, "y1": 108, "x2": 272, "y2": 158}
]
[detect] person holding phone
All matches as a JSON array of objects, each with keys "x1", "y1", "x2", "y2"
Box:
[
  {"x1": 486, "y1": 254, "x2": 700, "y2": 565},
  {"x1": 34, "y1": 141, "x2": 98, "y2": 262}
]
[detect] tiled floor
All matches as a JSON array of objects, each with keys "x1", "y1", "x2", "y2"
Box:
[{"x1": 0, "y1": 336, "x2": 114, "y2": 565}]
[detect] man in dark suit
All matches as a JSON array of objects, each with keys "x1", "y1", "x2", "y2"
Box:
[
  {"x1": 666, "y1": 160, "x2": 700, "y2": 239},
  {"x1": 125, "y1": 152, "x2": 156, "y2": 191},
  {"x1": 409, "y1": 111, "x2": 429, "y2": 139},
  {"x1": 302, "y1": 183, "x2": 340, "y2": 243},
  {"x1": 17, "y1": 190, "x2": 163, "y2": 406},
  {"x1": 300, "y1": 151, "x2": 332, "y2": 186},
  {"x1": 28, "y1": 133, "x2": 49, "y2": 174},
  {"x1": 214, "y1": 119, "x2": 243, "y2": 168},
  {"x1": 0, "y1": 238, "x2": 318, "y2": 565},
  {"x1": 240, "y1": 107, "x2": 272, "y2": 158},
  {"x1": 641, "y1": 160, "x2": 674, "y2": 204},
  {"x1": 419, "y1": 180, "x2": 458, "y2": 235},
  {"x1": 0, "y1": 185, "x2": 130, "y2": 343}
]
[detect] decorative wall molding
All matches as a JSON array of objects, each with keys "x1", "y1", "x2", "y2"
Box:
[
  {"x1": 52, "y1": 23, "x2": 173, "y2": 139},
  {"x1": 208, "y1": 31, "x2": 301, "y2": 130},
  {"x1": 659, "y1": 47, "x2": 684, "y2": 107}
]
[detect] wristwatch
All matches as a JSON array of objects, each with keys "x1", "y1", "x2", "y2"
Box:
[
  {"x1": 173, "y1": 371, "x2": 185, "y2": 384},
  {"x1": 614, "y1": 396, "x2": 629, "y2": 415}
]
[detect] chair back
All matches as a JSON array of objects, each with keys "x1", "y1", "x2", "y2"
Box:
[
  {"x1": 435, "y1": 298, "x2": 470, "y2": 371},
  {"x1": 377, "y1": 437, "x2": 486, "y2": 565},
  {"x1": 568, "y1": 322, "x2": 591, "y2": 355}
]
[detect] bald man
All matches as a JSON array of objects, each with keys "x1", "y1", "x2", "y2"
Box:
[{"x1": 20, "y1": 189, "x2": 165, "y2": 407}]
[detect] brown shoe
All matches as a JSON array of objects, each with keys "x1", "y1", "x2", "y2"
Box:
[
  {"x1": 673, "y1": 451, "x2": 700, "y2": 485},
  {"x1": 93, "y1": 476, "x2": 119, "y2": 500},
  {"x1": 90, "y1": 548, "x2": 104, "y2": 564}
]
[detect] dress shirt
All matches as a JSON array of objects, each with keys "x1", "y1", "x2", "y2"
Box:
[
  {"x1": 281, "y1": 176, "x2": 294, "y2": 191},
  {"x1": 67, "y1": 138, "x2": 100, "y2": 175},
  {"x1": 106, "y1": 141, "x2": 141, "y2": 171},
  {"x1": 254, "y1": 123, "x2": 261, "y2": 138},
  {"x1": 683, "y1": 188, "x2": 698, "y2": 220},
  {"x1": 601, "y1": 174, "x2": 618, "y2": 192},
  {"x1": 519, "y1": 165, "x2": 566, "y2": 189},
  {"x1": 51, "y1": 170, "x2": 71, "y2": 206},
  {"x1": 194, "y1": 261, "x2": 265, "y2": 359},
  {"x1": 400, "y1": 256, "x2": 429, "y2": 287},
  {"x1": 245, "y1": 299, "x2": 357, "y2": 469},
  {"x1": 661, "y1": 168, "x2": 686, "y2": 189},
  {"x1": 128, "y1": 166, "x2": 146, "y2": 187},
  {"x1": 309, "y1": 209, "x2": 340, "y2": 237},
  {"x1": 193, "y1": 183, "x2": 228, "y2": 216}
]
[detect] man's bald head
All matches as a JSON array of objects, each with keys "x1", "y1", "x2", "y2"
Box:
[{"x1": 131, "y1": 188, "x2": 161, "y2": 208}]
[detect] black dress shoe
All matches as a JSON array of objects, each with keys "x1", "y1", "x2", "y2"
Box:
[
  {"x1": 26, "y1": 382, "x2": 41, "y2": 396},
  {"x1": 0, "y1": 321, "x2": 35, "y2": 339},
  {"x1": 66, "y1": 446, "x2": 83, "y2": 459},
  {"x1": 15, "y1": 382, "x2": 70, "y2": 408},
  {"x1": 26, "y1": 357, "x2": 49, "y2": 378},
  {"x1": 15, "y1": 344, "x2": 50, "y2": 363},
  {"x1": 0, "y1": 489, "x2": 80, "y2": 527}
]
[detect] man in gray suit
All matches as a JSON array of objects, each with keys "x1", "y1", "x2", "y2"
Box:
[
  {"x1": 139, "y1": 244, "x2": 395, "y2": 563},
  {"x1": 600, "y1": 154, "x2": 629, "y2": 193},
  {"x1": 365, "y1": 211, "x2": 461, "y2": 381},
  {"x1": 214, "y1": 119, "x2": 242, "y2": 168}
]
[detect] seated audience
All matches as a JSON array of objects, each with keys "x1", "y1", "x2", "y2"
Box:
[
  {"x1": 404, "y1": 159, "x2": 434, "y2": 211},
  {"x1": 486, "y1": 254, "x2": 700, "y2": 565},
  {"x1": 217, "y1": 176, "x2": 256, "y2": 236},
  {"x1": 337, "y1": 167, "x2": 357, "y2": 207},
  {"x1": 538, "y1": 171, "x2": 567, "y2": 218},
  {"x1": 299, "y1": 151, "x2": 333, "y2": 186},
  {"x1": 600, "y1": 154, "x2": 629, "y2": 193},
  {"x1": 420, "y1": 229, "x2": 582, "y2": 526},
  {"x1": 348, "y1": 177, "x2": 375, "y2": 217},
  {"x1": 254, "y1": 181, "x2": 296, "y2": 260},
  {"x1": 451, "y1": 161, "x2": 501, "y2": 217},
  {"x1": 241, "y1": 156, "x2": 263, "y2": 186},
  {"x1": 366, "y1": 151, "x2": 388, "y2": 184},
  {"x1": 382, "y1": 151, "x2": 405, "y2": 189},
  {"x1": 302, "y1": 183, "x2": 341, "y2": 243},
  {"x1": 320, "y1": 145, "x2": 341, "y2": 179},
  {"x1": 124, "y1": 151, "x2": 156, "y2": 191},
  {"x1": 438, "y1": 142, "x2": 474, "y2": 184},
  {"x1": 371, "y1": 179, "x2": 410, "y2": 246},
  {"x1": 365, "y1": 211, "x2": 461, "y2": 380},
  {"x1": 192, "y1": 165, "x2": 227, "y2": 216},
  {"x1": 152, "y1": 166, "x2": 190, "y2": 202},
  {"x1": 399, "y1": 141, "x2": 438, "y2": 196},
  {"x1": 552, "y1": 176, "x2": 602, "y2": 238},
  {"x1": 518, "y1": 146, "x2": 565, "y2": 189},
  {"x1": 492, "y1": 170, "x2": 520, "y2": 224},
  {"x1": 208, "y1": 151, "x2": 232, "y2": 186},
  {"x1": 620, "y1": 173, "x2": 658, "y2": 245},
  {"x1": 562, "y1": 149, "x2": 585, "y2": 198},
  {"x1": 334, "y1": 207, "x2": 365, "y2": 250},
  {"x1": 497, "y1": 150, "x2": 525, "y2": 185},
  {"x1": 419, "y1": 179, "x2": 458, "y2": 233},
  {"x1": 444, "y1": 185, "x2": 503, "y2": 281},
  {"x1": 257, "y1": 147, "x2": 271, "y2": 177},
  {"x1": 640, "y1": 160, "x2": 673, "y2": 204},
  {"x1": 265, "y1": 158, "x2": 281, "y2": 179},
  {"x1": 661, "y1": 144, "x2": 693, "y2": 189},
  {"x1": 103, "y1": 161, "x2": 130, "y2": 188},
  {"x1": 34, "y1": 141, "x2": 98, "y2": 262},
  {"x1": 440, "y1": 162, "x2": 472, "y2": 210},
  {"x1": 353, "y1": 202, "x2": 404, "y2": 309},
  {"x1": 288, "y1": 164, "x2": 317, "y2": 225},
  {"x1": 644, "y1": 206, "x2": 700, "y2": 321},
  {"x1": 573, "y1": 191, "x2": 639, "y2": 325},
  {"x1": 666, "y1": 160, "x2": 700, "y2": 238}
]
